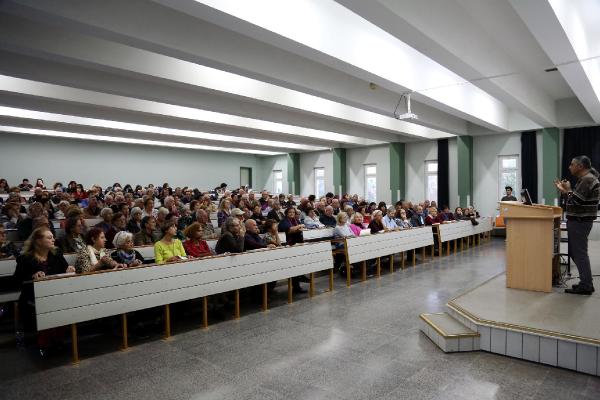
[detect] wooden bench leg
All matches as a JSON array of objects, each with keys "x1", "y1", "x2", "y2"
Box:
[
  {"x1": 71, "y1": 323, "x2": 79, "y2": 364},
  {"x1": 461, "y1": 237, "x2": 464, "y2": 252},
  {"x1": 262, "y1": 285, "x2": 268, "y2": 311},
  {"x1": 203, "y1": 296, "x2": 209, "y2": 328},
  {"x1": 422, "y1": 246, "x2": 426, "y2": 260},
  {"x1": 454, "y1": 239, "x2": 457, "y2": 254},
  {"x1": 401, "y1": 252, "x2": 405, "y2": 269},
  {"x1": 164, "y1": 304, "x2": 171, "y2": 339},
  {"x1": 412, "y1": 249, "x2": 416, "y2": 267},
  {"x1": 431, "y1": 245, "x2": 434, "y2": 258},
  {"x1": 346, "y1": 263, "x2": 351, "y2": 287},
  {"x1": 309, "y1": 273, "x2": 315, "y2": 297},
  {"x1": 390, "y1": 254, "x2": 394, "y2": 273},
  {"x1": 234, "y1": 289, "x2": 240, "y2": 318},
  {"x1": 447, "y1": 241, "x2": 450, "y2": 256},
  {"x1": 361, "y1": 261, "x2": 367, "y2": 281},
  {"x1": 376, "y1": 257, "x2": 381, "y2": 278},
  {"x1": 329, "y1": 269, "x2": 334, "y2": 292},
  {"x1": 288, "y1": 278, "x2": 293, "y2": 303},
  {"x1": 121, "y1": 313, "x2": 128, "y2": 351}
]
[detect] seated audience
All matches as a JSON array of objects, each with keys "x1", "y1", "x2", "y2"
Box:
[
  {"x1": 303, "y1": 207, "x2": 325, "y2": 229},
  {"x1": 244, "y1": 219, "x2": 275, "y2": 250},
  {"x1": 368, "y1": 210, "x2": 386, "y2": 234},
  {"x1": 249, "y1": 204, "x2": 266, "y2": 230},
  {"x1": 383, "y1": 207, "x2": 399, "y2": 230},
  {"x1": 14, "y1": 228, "x2": 75, "y2": 337},
  {"x1": 142, "y1": 197, "x2": 157, "y2": 218},
  {"x1": 263, "y1": 219, "x2": 282, "y2": 247},
  {"x1": 17, "y1": 202, "x2": 55, "y2": 240},
  {"x1": 278, "y1": 207, "x2": 305, "y2": 246},
  {"x1": 333, "y1": 212, "x2": 355, "y2": 239},
  {"x1": 111, "y1": 231, "x2": 143, "y2": 267},
  {"x1": 349, "y1": 213, "x2": 366, "y2": 236},
  {"x1": 425, "y1": 207, "x2": 444, "y2": 225},
  {"x1": 182, "y1": 222, "x2": 212, "y2": 258},
  {"x1": 319, "y1": 206, "x2": 337, "y2": 227},
  {"x1": 105, "y1": 212, "x2": 127, "y2": 249},
  {"x1": 58, "y1": 216, "x2": 86, "y2": 253},
  {"x1": 83, "y1": 196, "x2": 101, "y2": 218},
  {"x1": 410, "y1": 206, "x2": 426, "y2": 227},
  {"x1": 215, "y1": 217, "x2": 244, "y2": 254},
  {"x1": 439, "y1": 205, "x2": 455, "y2": 221},
  {"x1": 95, "y1": 208, "x2": 113, "y2": 233},
  {"x1": 267, "y1": 201, "x2": 285, "y2": 222},
  {"x1": 154, "y1": 221, "x2": 187, "y2": 264},
  {"x1": 195, "y1": 209, "x2": 218, "y2": 240},
  {"x1": 0, "y1": 225, "x2": 20, "y2": 258},
  {"x1": 53, "y1": 200, "x2": 70, "y2": 219},
  {"x1": 18, "y1": 178, "x2": 33, "y2": 191},
  {"x1": 217, "y1": 198, "x2": 232, "y2": 227},
  {"x1": 133, "y1": 216, "x2": 160, "y2": 246},
  {"x1": 75, "y1": 228, "x2": 124, "y2": 273},
  {"x1": 396, "y1": 209, "x2": 413, "y2": 229},
  {"x1": 127, "y1": 207, "x2": 143, "y2": 233}
]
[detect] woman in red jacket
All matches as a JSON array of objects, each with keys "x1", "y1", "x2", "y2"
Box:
[{"x1": 182, "y1": 222, "x2": 212, "y2": 258}]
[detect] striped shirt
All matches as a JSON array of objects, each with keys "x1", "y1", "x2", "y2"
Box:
[{"x1": 566, "y1": 171, "x2": 600, "y2": 220}]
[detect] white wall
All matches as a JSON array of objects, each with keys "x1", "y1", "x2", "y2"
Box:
[
  {"x1": 405, "y1": 140, "x2": 438, "y2": 203},
  {"x1": 473, "y1": 132, "x2": 521, "y2": 217},
  {"x1": 299, "y1": 150, "x2": 333, "y2": 196},
  {"x1": 0, "y1": 132, "x2": 259, "y2": 190},
  {"x1": 346, "y1": 145, "x2": 391, "y2": 204},
  {"x1": 256, "y1": 155, "x2": 287, "y2": 193}
]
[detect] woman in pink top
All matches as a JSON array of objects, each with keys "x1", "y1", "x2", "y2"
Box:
[{"x1": 349, "y1": 213, "x2": 366, "y2": 236}]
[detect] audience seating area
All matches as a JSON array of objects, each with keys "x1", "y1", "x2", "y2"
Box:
[{"x1": 0, "y1": 179, "x2": 492, "y2": 363}]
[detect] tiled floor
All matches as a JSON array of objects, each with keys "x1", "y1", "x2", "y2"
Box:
[{"x1": 1, "y1": 238, "x2": 599, "y2": 399}]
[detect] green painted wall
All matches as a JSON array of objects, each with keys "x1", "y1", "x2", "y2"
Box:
[
  {"x1": 287, "y1": 153, "x2": 300, "y2": 195},
  {"x1": 332, "y1": 148, "x2": 346, "y2": 194},
  {"x1": 457, "y1": 135, "x2": 473, "y2": 206},
  {"x1": 389, "y1": 142, "x2": 406, "y2": 203},
  {"x1": 541, "y1": 128, "x2": 560, "y2": 204}
]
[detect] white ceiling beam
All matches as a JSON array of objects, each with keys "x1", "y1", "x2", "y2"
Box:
[
  {"x1": 0, "y1": 4, "x2": 453, "y2": 140},
  {"x1": 510, "y1": 0, "x2": 600, "y2": 124}
]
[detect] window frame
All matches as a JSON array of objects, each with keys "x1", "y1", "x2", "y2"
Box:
[
  {"x1": 424, "y1": 160, "x2": 438, "y2": 203},
  {"x1": 364, "y1": 163, "x2": 377, "y2": 202},
  {"x1": 498, "y1": 155, "x2": 520, "y2": 200},
  {"x1": 272, "y1": 169, "x2": 283, "y2": 194},
  {"x1": 314, "y1": 167, "x2": 325, "y2": 198}
]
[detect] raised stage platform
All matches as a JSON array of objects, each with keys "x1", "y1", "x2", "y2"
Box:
[{"x1": 421, "y1": 239, "x2": 600, "y2": 376}]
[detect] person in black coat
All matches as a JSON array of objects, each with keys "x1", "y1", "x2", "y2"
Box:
[
  {"x1": 14, "y1": 227, "x2": 75, "y2": 338},
  {"x1": 215, "y1": 217, "x2": 244, "y2": 254}
]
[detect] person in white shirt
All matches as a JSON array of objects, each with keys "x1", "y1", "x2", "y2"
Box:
[
  {"x1": 333, "y1": 212, "x2": 354, "y2": 239},
  {"x1": 382, "y1": 207, "x2": 399, "y2": 230},
  {"x1": 303, "y1": 208, "x2": 324, "y2": 229}
]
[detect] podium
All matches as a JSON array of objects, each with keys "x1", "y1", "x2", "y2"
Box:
[{"x1": 499, "y1": 202, "x2": 562, "y2": 292}]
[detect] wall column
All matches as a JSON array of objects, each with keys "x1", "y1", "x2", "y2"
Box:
[
  {"x1": 389, "y1": 143, "x2": 406, "y2": 204},
  {"x1": 541, "y1": 128, "x2": 559, "y2": 205},
  {"x1": 332, "y1": 148, "x2": 346, "y2": 195},
  {"x1": 287, "y1": 153, "x2": 300, "y2": 195},
  {"x1": 457, "y1": 136, "x2": 473, "y2": 207}
]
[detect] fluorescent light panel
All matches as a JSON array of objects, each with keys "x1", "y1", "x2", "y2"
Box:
[
  {"x1": 0, "y1": 125, "x2": 284, "y2": 155},
  {"x1": 0, "y1": 75, "x2": 381, "y2": 146},
  {"x1": 0, "y1": 106, "x2": 327, "y2": 151}
]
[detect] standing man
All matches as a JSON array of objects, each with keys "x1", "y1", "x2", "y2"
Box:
[
  {"x1": 554, "y1": 155, "x2": 600, "y2": 295},
  {"x1": 501, "y1": 186, "x2": 517, "y2": 201}
]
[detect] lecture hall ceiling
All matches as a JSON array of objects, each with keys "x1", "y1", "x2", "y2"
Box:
[{"x1": 0, "y1": 0, "x2": 597, "y2": 154}]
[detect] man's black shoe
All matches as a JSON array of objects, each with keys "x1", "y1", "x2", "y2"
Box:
[
  {"x1": 571, "y1": 284, "x2": 595, "y2": 293},
  {"x1": 565, "y1": 287, "x2": 594, "y2": 295}
]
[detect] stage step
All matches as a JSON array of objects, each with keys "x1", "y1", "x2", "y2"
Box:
[{"x1": 420, "y1": 312, "x2": 480, "y2": 352}]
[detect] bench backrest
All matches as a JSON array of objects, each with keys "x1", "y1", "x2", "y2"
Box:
[{"x1": 345, "y1": 227, "x2": 434, "y2": 264}]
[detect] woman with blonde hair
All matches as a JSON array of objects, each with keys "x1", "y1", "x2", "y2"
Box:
[{"x1": 217, "y1": 198, "x2": 232, "y2": 227}]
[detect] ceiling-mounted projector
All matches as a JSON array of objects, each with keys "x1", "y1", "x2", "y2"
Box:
[{"x1": 394, "y1": 93, "x2": 418, "y2": 120}]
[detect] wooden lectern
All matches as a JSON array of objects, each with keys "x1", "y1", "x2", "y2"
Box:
[{"x1": 499, "y1": 202, "x2": 562, "y2": 292}]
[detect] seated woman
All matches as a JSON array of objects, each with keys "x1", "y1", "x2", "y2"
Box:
[
  {"x1": 154, "y1": 221, "x2": 187, "y2": 264},
  {"x1": 216, "y1": 198, "x2": 232, "y2": 227},
  {"x1": 141, "y1": 197, "x2": 157, "y2": 219},
  {"x1": 58, "y1": 216, "x2": 85, "y2": 253},
  {"x1": 111, "y1": 231, "x2": 143, "y2": 267},
  {"x1": 95, "y1": 207, "x2": 113, "y2": 233},
  {"x1": 0, "y1": 225, "x2": 20, "y2": 258},
  {"x1": 368, "y1": 210, "x2": 387, "y2": 234},
  {"x1": 349, "y1": 212, "x2": 367, "y2": 236},
  {"x1": 263, "y1": 219, "x2": 282, "y2": 247},
  {"x1": 127, "y1": 207, "x2": 143, "y2": 233},
  {"x1": 333, "y1": 212, "x2": 355, "y2": 239},
  {"x1": 17, "y1": 202, "x2": 55, "y2": 240},
  {"x1": 75, "y1": 228, "x2": 124, "y2": 273},
  {"x1": 454, "y1": 207, "x2": 470, "y2": 221},
  {"x1": 396, "y1": 209, "x2": 413, "y2": 229},
  {"x1": 303, "y1": 207, "x2": 324, "y2": 229},
  {"x1": 105, "y1": 212, "x2": 127, "y2": 249},
  {"x1": 134, "y1": 216, "x2": 160, "y2": 245},
  {"x1": 182, "y1": 222, "x2": 212, "y2": 258},
  {"x1": 14, "y1": 228, "x2": 75, "y2": 346},
  {"x1": 425, "y1": 207, "x2": 445, "y2": 225}
]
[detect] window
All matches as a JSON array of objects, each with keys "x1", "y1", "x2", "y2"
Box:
[
  {"x1": 273, "y1": 170, "x2": 283, "y2": 194},
  {"x1": 364, "y1": 164, "x2": 377, "y2": 202},
  {"x1": 498, "y1": 155, "x2": 519, "y2": 199},
  {"x1": 314, "y1": 167, "x2": 325, "y2": 198},
  {"x1": 425, "y1": 160, "x2": 438, "y2": 203}
]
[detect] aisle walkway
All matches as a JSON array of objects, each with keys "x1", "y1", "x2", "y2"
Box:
[{"x1": 1, "y1": 239, "x2": 598, "y2": 399}]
